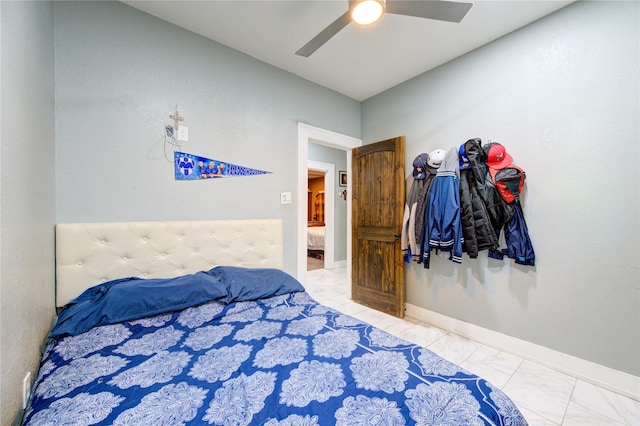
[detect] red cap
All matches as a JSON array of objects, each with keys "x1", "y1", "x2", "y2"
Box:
[{"x1": 485, "y1": 143, "x2": 513, "y2": 169}]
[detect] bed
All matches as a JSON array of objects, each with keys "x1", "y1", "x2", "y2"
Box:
[
  {"x1": 306, "y1": 222, "x2": 325, "y2": 251},
  {"x1": 23, "y1": 219, "x2": 528, "y2": 425}
]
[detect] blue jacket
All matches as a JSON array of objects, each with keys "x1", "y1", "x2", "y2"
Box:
[
  {"x1": 421, "y1": 147, "x2": 464, "y2": 268},
  {"x1": 489, "y1": 201, "x2": 535, "y2": 266}
]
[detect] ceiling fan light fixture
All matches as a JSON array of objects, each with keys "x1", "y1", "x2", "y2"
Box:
[
  {"x1": 350, "y1": 0, "x2": 385, "y2": 26},
  {"x1": 296, "y1": 0, "x2": 471, "y2": 57}
]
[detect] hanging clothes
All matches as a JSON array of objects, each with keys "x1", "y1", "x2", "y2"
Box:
[
  {"x1": 401, "y1": 153, "x2": 428, "y2": 263},
  {"x1": 483, "y1": 142, "x2": 535, "y2": 266},
  {"x1": 421, "y1": 147, "x2": 464, "y2": 268},
  {"x1": 458, "y1": 139, "x2": 499, "y2": 258}
]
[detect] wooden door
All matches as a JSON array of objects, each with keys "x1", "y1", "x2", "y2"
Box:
[{"x1": 352, "y1": 136, "x2": 405, "y2": 317}]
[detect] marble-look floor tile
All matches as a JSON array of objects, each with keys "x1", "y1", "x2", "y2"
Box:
[
  {"x1": 460, "y1": 356, "x2": 512, "y2": 389},
  {"x1": 564, "y1": 380, "x2": 640, "y2": 426},
  {"x1": 518, "y1": 408, "x2": 560, "y2": 426},
  {"x1": 373, "y1": 312, "x2": 416, "y2": 332},
  {"x1": 459, "y1": 345, "x2": 523, "y2": 390},
  {"x1": 426, "y1": 332, "x2": 481, "y2": 365},
  {"x1": 353, "y1": 302, "x2": 389, "y2": 324},
  {"x1": 503, "y1": 360, "x2": 575, "y2": 425},
  {"x1": 465, "y1": 345, "x2": 524, "y2": 377},
  {"x1": 321, "y1": 296, "x2": 352, "y2": 312},
  {"x1": 330, "y1": 299, "x2": 368, "y2": 316},
  {"x1": 351, "y1": 309, "x2": 388, "y2": 325},
  {"x1": 394, "y1": 322, "x2": 448, "y2": 348},
  {"x1": 562, "y1": 403, "x2": 627, "y2": 426}
]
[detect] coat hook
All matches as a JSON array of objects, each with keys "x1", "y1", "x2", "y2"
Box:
[{"x1": 340, "y1": 190, "x2": 347, "y2": 200}]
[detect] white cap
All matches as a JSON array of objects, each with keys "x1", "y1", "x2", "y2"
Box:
[{"x1": 427, "y1": 149, "x2": 446, "y2": 169}]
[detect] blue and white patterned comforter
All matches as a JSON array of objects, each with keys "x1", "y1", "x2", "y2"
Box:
[{"x1": 24, "y1": 290, "x2": 528, "y2": 425}]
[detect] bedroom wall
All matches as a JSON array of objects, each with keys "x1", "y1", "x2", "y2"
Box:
[
  {"x1": 53, "y1": 1, "x2": 361, "y2": 275},
  {"x1": 308, "y1": 143, "x2": 348, "y2": 261},
  {"x1": 362, "y1": 1, "x2": 639, "y2": 376},
  {"x1": 0, "y1": 1, "x2": 56, "y2": 424}
]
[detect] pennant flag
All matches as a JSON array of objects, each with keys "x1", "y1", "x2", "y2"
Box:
[{"x1": 174, "y1": 151, "x2": 271, "y2": 181}]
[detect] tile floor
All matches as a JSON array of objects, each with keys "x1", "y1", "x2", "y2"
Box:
[{"x1": 305, "y1": 267, "x2": 640, "y2": 426}]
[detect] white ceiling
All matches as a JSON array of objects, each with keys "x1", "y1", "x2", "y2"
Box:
[{"x1": 122, "y1": 0, "x2": 574, "y2": 101}]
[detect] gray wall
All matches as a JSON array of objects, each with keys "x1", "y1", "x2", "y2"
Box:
[
  {"x1": 53, "y1": 1, "x2": 361, "y2": 275},
  {"x1": 362, "y1": 0, "x2": 639, "y2": 376},
  {"x1": 308, "y1": 143, "x2": 348, "y2": 261},
  {"x1": 0, "y1": 1, "x2": 56, "y2": 424}
]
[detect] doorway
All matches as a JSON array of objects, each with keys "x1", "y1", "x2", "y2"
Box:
[
  {"x1": 307, "y1": 162, "x2": 334, "y2": 271},
  {"x1": 296, "y1": 123, "x2": 361, "y2": 289}
]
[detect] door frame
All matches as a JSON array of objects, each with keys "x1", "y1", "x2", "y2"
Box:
[
  {"x1": 307, "y1": 160, "x2": 335, "y2": 269},
  {"x1": 297, "y1": 123, "x2": 361, "y2": 290}
]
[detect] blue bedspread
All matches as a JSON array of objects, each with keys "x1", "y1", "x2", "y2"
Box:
[{"x1": 25, "y1": 274, "x2": 527, "y2": 425}]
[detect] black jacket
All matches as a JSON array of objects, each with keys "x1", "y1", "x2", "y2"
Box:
[{"x1": 459, "y1": 139, "x2": 499, "y2": 257}]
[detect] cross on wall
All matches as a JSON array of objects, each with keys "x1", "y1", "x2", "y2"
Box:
[{"x1": 169, "y1": 108, "x2": 184, "y2": 130}]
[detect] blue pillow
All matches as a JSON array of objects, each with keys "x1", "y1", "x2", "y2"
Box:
[
  {"x1": 50, "y1": 271, "x2": 227, "y2": 338},
  {"x1": 205, "y1": 266, "x2": 305, "y2": 303},
  {"x1": 50, "y1": 267, "x2": 305, "y2": 338}
]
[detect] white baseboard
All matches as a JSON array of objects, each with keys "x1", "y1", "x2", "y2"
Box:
[{"x1": 405, "y1": 303, "x2": 640, "y2": 401}]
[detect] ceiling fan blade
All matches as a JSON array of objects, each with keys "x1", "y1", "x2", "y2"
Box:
[
  {"x1": 295, "y1": 11, "x2": 352, "y2": 57},
  {"x1": 385, "y1": 0, "x2": 472, "y2": 23}
]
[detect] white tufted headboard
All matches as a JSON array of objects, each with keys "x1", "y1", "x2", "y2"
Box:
[{"x1": 55, "y1": 219, "x2": 284, "y2": 308}]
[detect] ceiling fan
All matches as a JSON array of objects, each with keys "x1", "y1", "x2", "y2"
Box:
[{"x1": 295, "y1": 0, "x2": 473, "y2": 57}]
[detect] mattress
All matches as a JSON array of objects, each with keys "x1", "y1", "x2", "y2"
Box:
[
  {"x1": 307, "y1": 225, "x2": 325, "y2": 250},
  {"x1": 24, "y1": 267, "x2": 528, "y2": 425}
]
